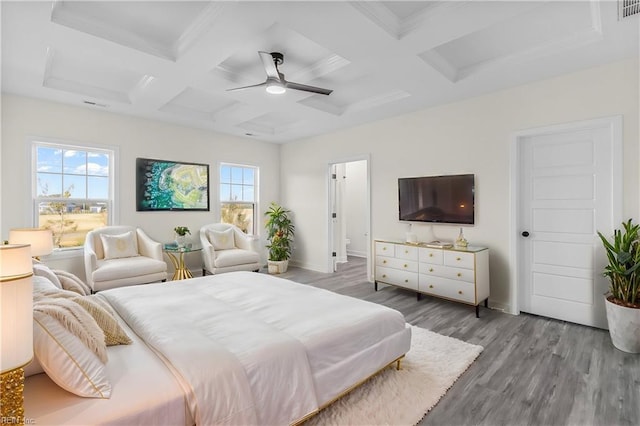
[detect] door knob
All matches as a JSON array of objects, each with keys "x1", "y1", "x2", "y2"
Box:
[{"x1": 522, "y1": 231, "x2": 530, "y2": 237}]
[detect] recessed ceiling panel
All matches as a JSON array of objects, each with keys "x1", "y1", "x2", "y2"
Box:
[
  {"x1": 237, "y1": 112, "x2": 303, "y2": 135},
  {"x1": 160, "y1": 87, "x2": 239, "y2": 121},
  {"x1": 420, "y1": 1, "x2": 602, "y2": 82},
  {"x1": 43, "y1": 48, "x2": 143, "y2": 103},
  {"x1": 50, "y1": 1, "x2": 218, "y2": 60}
]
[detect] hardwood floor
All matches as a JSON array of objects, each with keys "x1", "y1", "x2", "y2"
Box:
[{"x1": 270, "y1": 257, "x2": 640, "y2": 426}]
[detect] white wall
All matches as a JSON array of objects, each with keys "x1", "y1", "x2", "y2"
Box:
[
  {"x1": 1, "y1": 95, "x2": 280, "y2": 278},
  {"x1": 280, "y1": 58, "x2": 640, "y2": 312},
  {"x1": 345, "y1": 160, "x2": 368, "y2": 258}
]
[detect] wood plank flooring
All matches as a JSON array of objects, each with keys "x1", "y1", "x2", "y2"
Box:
[{"x1": 269, "y1": 257, "x2": 640, "y2": 426}]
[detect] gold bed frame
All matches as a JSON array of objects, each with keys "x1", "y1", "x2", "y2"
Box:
[{"x1": 291, "y1": 354, "x2": 405, "y2": 425}]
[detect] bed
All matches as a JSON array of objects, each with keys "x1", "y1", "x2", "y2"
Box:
[{"x1": 24, "y1": 271, "x2": 412, "y2": 425}]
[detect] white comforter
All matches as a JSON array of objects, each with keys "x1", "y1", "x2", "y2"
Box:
[{"x1": 102, "y1": 271, "x2": 409, "y2": 425}]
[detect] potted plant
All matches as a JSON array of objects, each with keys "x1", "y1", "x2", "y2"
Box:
[
  {"x1": 265, "y1": 202, "x2": 294, "y2": 274},
  {"x1": 597, "y1": 219, "x2": 640, "y2": 353},
  {"x1": 174, "y1": 226, "x2": 190, "y2": 248}
]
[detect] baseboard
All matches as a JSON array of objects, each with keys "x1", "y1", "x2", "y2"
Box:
[
  {"x1": 346, "y1": 250, "x2": 366, "y2": 258},
  {"x1": 288, "y1": 259, "x2": 330, "y2": 273},
  {"x1": 487, "y1": 299, "x2": 512, "y2": 315}
]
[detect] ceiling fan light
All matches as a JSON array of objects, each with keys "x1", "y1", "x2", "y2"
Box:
[{"x1": 266, "y1": 81, "x2": 286, "y2": 95}]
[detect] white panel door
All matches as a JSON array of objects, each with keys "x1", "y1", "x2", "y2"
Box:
[{"x1": 518, "y1": 119, "x2": 621, "y2": 329}]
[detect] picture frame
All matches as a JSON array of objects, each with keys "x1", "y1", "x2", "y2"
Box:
[{"x1": 136, "y1": 157, "x2": 209, "y2": 211}]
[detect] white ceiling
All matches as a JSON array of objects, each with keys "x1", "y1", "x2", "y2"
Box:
[{"x1": 2, "y1": 1, "x2": 639, "y2": 143}]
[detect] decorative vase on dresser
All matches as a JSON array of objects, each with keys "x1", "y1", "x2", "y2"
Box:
[{"x1": 374, "y1": 240, "x2": 490, "y2": 318}]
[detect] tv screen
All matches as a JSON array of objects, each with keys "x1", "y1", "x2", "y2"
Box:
[
  {"x1": 398, "y1": 174, "x2": 474, "y2": 224},
  {"x1": 136, "y1": 158, "x2": 209, "y2": 211}
]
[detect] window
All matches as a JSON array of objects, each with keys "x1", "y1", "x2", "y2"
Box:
[
  {"x1": 33, "y1": 141, "x2": 114, "y2": 249},
  {"x1": 220, "y1": 164, "x2": 258, "y2": 234}
]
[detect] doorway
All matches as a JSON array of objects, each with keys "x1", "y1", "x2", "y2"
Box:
[
  {"x1": 328, "y1": 157, "x2": 370, "y2": 276},
  {"x1": 511, "y1": 116, "x2": 622, "y2": 329}
]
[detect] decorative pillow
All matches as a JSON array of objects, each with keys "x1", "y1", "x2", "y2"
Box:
[
  {"x1": 32, "y1": 274, "x2": 60, "y2": 293},
  {"x1": 34, "y1": 289, "x2": 131, "y2": 346},
  {"x1": 77, "y1": 295, "x2": 132, "y2": 346},
  {"x1": 53, "y1": 269, "x2": 91, "y2": 296},
  {"x1": 33, "y1": 310, "x2": 111, "y2": 398},
  {"x1": 208, "y1": 228, "x2": 235, "y2": 250},
  {"x1": 100, "y1": 231, "x2": 138, "y2": 260},
  {"x1": 33, "y1": 262, "x2": 62, "y2": 289},
  {"x1": 33, "y1": 296, "x2": 107, "y2": 362}
]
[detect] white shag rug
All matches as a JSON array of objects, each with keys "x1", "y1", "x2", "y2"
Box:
[{"x1": 306, "y1": 326, "x2": 483, "y2": 426}]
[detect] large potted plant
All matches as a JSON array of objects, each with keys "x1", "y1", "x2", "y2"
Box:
[
  {"x1": 598, "y1": 219, "x2": 640, "y2": 353},
  {"x1": 265, "y1": 202, "x2": 295, "y2": 274}
]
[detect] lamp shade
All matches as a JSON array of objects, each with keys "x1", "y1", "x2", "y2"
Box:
[
  {"x1": 9, "y1": 228, "x2": 54, "y2": 257},
  {"x1": 0, "y1": 244, "x2": 34, "y2": 373}
]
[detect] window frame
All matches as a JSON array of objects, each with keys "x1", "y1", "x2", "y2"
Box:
[
  {"x1": 29, "y1": 137, "x2": 118, "y2": 252},
  {"x1": 219, "y1": 162, "x2": 259, "y2": 235}
]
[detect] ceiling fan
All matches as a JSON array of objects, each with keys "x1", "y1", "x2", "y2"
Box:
[{"x1": 227, "y1": 51, "x2": 333, "y2": 96}]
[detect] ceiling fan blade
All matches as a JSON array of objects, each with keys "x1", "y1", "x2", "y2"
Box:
[
  {"x1": 226, "y1": 81, "x2": 267, "y2": 92},
  {"x1": 258, "y1": 51, "x2": 281, "y2": 81},
  {"x1": 285, "y1": 81, "x2": 333, "y2": 95}
]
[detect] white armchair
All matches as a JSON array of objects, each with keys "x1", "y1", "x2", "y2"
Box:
[
  {"x1": 84, "y1": 226, "x2": 168, "y2": 292},
  {"x1": 200, "y1": 223, "x2": 261, "y2": 275}
]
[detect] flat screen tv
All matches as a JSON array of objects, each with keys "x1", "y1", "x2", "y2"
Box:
[
  {"x1": 136, "y1": 158, "x2": 209, "y2": 211},
  {"x1": 398, "y1": 174, "x2": 474, "y2": 224}
]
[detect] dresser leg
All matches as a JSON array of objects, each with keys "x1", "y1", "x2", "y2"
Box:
[
  {"x1": 484, "y1": 298, "x2": 488, "y2": 308},
  {"x1": 476, "y1": 304, "x2": 480, "y2": 318},
  {"x1": 416, "y1": 292, "x2": 422, "y2": 301},
  {"x1": 374, "y1": 281, "x2": 378, "y2": 291}
]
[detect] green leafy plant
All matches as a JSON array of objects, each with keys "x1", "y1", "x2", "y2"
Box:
[
  {"x1": 265, "y1": 202, "x2": 295, "y2": 261},
  {"x1": 174, "y1": 226, "x2": 190, "y2": 236},
  {"x1": 598, "y1": 219, "x2": 640, "y2": 308}
]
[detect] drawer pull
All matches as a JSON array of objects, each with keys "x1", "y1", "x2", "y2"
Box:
[
  {"x1": 429, "y1": 285, "x2": 434, "y2": 289},
  {"x1": 429, "y1": 253, "x2": 433, "y2": 257},
  {"x1": 458, "y1": 290, "x2": 463, "y2": 294},
  {"x1": 382, "y1": 274, "x2": 387, "y2": 278},
  {"x1": 457, "y1": 273, "x2": 462, "y2": 277},
  {"x1": 456, "y1": 257, "x2": 461, "y2": 261},
  {"x1": 404, "y1": 279, "x2": 409, "y2": 283},
  {"x1": 403, "y1": 264, "x2": 408, "y2": 268},
  {"x1": 383, "y1": 247, "x2": 387, "y2": 251},
  {"x1": 405, "y1": 250, "x2": 409, "y2": 254},
  {"x1": 429, "y1": 268, "x2": 434, "y2": 272},
  {"x1": 383, "y1": 260, "x2": 387, "y2": 264}
]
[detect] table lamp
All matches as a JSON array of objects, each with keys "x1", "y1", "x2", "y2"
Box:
[
  {"x1": 0, "y1": 244, "x2": 34, "y2": 424},
  {"x1": 9, "y1": 228, "x2": 54, "y2": 260}
]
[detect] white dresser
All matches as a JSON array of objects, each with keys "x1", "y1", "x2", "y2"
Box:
[{"x1": 374, "y1": 240, "x2": 490, "y2": 317}]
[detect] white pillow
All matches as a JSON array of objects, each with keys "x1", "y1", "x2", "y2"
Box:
[
  {"x1": 208, "y1": 228, "x2": 235, "y2": 250},
  {"x1": 33, "y1": 311, "x2": 111, "y2": 398},
  {"x1": 33, "y1": 263, "x2": 62, "y2": 288},
  {"x1": 32, "y1": 274, "x2": 59, "y2": 293},
  {"x1": 53, "y1": 269, "x2": 92, "y2": 296},
  {"x1": 100, "y1": 231, "x2": 138, "y2": 260}
]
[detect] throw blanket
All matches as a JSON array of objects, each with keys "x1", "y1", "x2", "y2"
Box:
[{"x1": 102, "y1": 275, "x2": 319, "y2": 425}]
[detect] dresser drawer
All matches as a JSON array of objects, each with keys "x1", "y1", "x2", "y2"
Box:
[
  {"x1": 444, "y1": 251, "x2": 475, "y2": 270},
  {"x1": 419, "y1": 263, "x2": 474, "y2": 282},
  {"x1": 376, "y1": 266, "x2": 418, "y2": 291},
  {"x1": 418, "y1": 247, "x2": 444, "y2": 265},
  {"x1": 418, "y1": 275, "x2": 476, "y2": 304},
  {"x1": 376, "y1": 256, "x2": 418, "y2": 272},
  {"x1": 375, "y1": 241, "x2": 395, "y2": 256},
  {"x1": 395, "y1": 244, "x2": 418, "y2": 260}
]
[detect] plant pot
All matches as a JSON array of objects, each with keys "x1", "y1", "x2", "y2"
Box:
[
  {"x1": 605, "y1": 297, "x2": 640, "y2": 353},
  {"x1": 268, "y1": 260, "x2": 289, "y2": 274},
  {"x1": 175, "y1": 235, "x2": 186, "y2": 248}
]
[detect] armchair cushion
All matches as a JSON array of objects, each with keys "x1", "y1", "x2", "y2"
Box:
[
  {"x1": 214, "y1": 248, "x2": 260, "y2": 268},
  {"x1": 207, "y1": 228, "x2": 235, "y2": 250},
  {"x1": 100, "y1": 231, "x2": 139, "y2": 260},
  {"x1": 93, "y1": 257, "x2": 166, "y2": 283}
]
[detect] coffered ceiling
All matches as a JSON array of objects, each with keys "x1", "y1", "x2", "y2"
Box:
[{"x1": 2, "y1": 1, "x2": 638, "y2": 143}]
